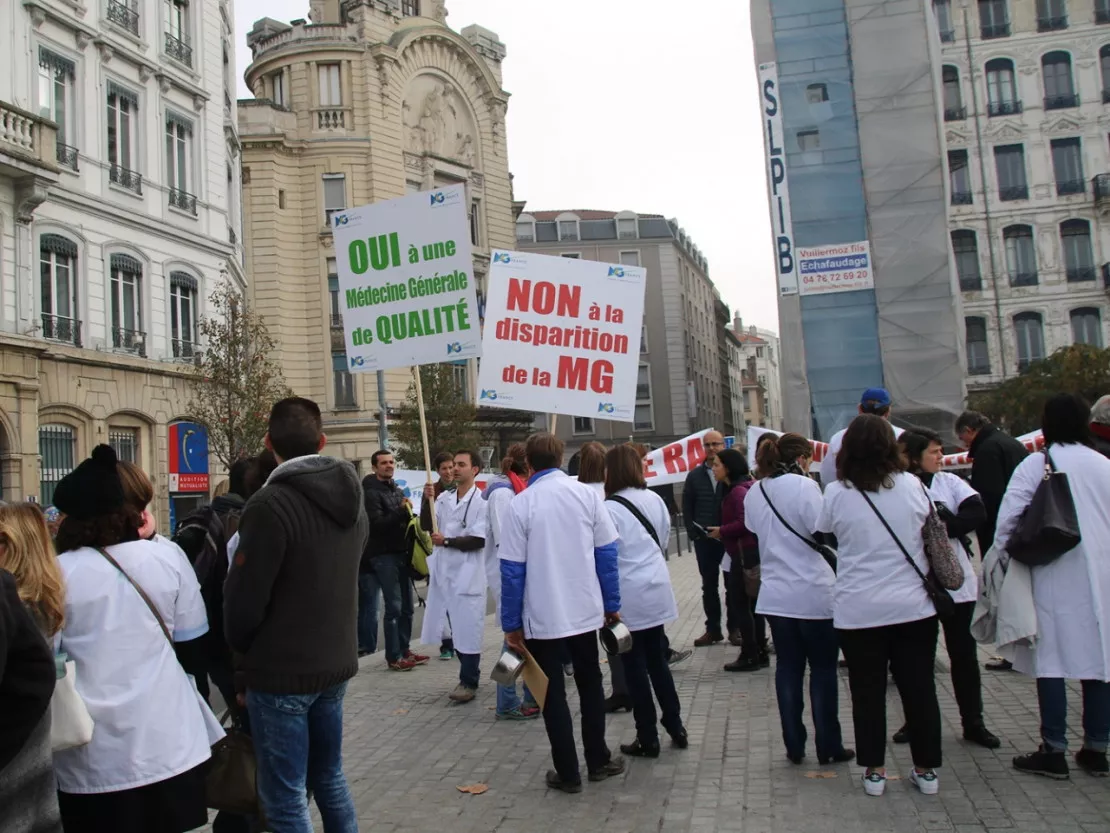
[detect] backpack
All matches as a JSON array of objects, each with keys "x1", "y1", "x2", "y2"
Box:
[
  {"x1": 404, "y1": 505, "x2": 433, "y2": 579},
  {"x1": 174, "y1": 504, "x2": 240, "y2": 590}
]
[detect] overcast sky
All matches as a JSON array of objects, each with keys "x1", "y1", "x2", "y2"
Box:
[{"x1": 234, "y1": 0, "x2": 779, "y2": 332}]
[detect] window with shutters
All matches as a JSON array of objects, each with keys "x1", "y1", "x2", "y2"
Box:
[
  {"x1": 1051, "y1": 138, "x2": 1085, "y2": 195},
  {"x1": 107, "y1": 83, "x2": 141, "y2": 193},
  {"x1": 994, "y1": 144, "x2": 1028, "y2": 201},
  {"x1": 952, "y1": 230, "x2": 982, "y2": 291},
  {"x1": 985, "y1": 59, "x2": 1020, "y2": 115},
  {"x1": 979, "y1": 0, "x2": 1010, "y2": 38},
  {"x1": 1014, "y1": 312, "x2": 1045, "y2": 371},
  {"x1": 38, "y1": 48, "x2": 77, "y2": 169},
  {"x1": 39, "y1": 234, "x2": 80, "y2": 344},
  {"x1": 1037, "y1": 0, "x2": 1068, "y2": 31},
  {"x1": 943, "y1": 66, "x2": 964, "y2": 120},
  {"x1": 1043, "y1": 52, "x2": 1078, "y2": 109},
  {"x1": 1061, "y1": 220, "x2": 1096, "y2": 282},
  {"x1": 166, "y1": 112, "x2": 195, "y2": 214},
  {"x1": 1003, "y1": 225, "x2": 1037, "y2": 286},
  {"x1": 169, "y1": 272, "x2": 197, "y2": 358},
  {"x1": 109, "y1": 253, "x2": 144, "y2": 354},
  {"x1": 1071, "y1": 307, "x2": 1103, "y2": 347},
  {"x1": 323, "y1": 174, "x2": 346, "y2": 226}
]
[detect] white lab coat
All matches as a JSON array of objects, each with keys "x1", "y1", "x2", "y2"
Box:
[
  {"x1": 994, "y1": 444, "x2": 1110, "y2": 681},
  {"x1": 483, "y1": 479, "x2": 515, "y2": 618},
  {"x1": 419, "y1": 485, "x2": 489, "y2": 655},
  {"x1": 605, "y1": 487, "x2": 678, "y2": 631}
]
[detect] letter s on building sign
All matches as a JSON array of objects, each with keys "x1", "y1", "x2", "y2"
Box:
[{"x1": 758, "y1": 62, "x2": 797, "y2": 297}]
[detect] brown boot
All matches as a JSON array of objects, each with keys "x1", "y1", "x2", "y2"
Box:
[{"x1": 693, "y1": 631, "x2": 724, "y2": 647}]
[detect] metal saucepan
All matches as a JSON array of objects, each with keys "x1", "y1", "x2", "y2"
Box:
[
  {"x1": 599, "y1": 621, "x2": 633, "y2": 655},
  {"x1": 489, "y1": 647, "x2": 526, "y2": 686}
]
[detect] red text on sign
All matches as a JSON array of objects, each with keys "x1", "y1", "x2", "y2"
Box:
[
  {"x1": 557, "y1": 356, "x2": 614, "y2": 393},
  {"x1": 506, "y1": 278, "x2": 582, "y2": 318}
]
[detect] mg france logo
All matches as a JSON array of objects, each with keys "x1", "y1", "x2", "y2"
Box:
[
  {"x1": 446, "y1": 342, "x2": 464, "y2": 355},
  {"x1": 349, "y1": 355, "x2": 365, "y2": 368},
  {"x1": 429, "y1": 191, "x2": 446, "y2": 205},
  {"x1": 480, "y1": 389, "x2": 498, "y2": 401},
  {"x1": 598, "y1": 402, "x2": 615, "y2": 414},
  {"x1": 493, "y1": 252, "x2": 511, "y2": 264},
  {"x1": 607, "y1": 266, "x2": 625, "y2": 278},
  {"x1": 333, "y1": 213, "x2": 349, "y2": 227}
]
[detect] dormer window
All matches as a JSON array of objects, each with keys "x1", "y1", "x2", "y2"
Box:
[
  {"x1": 557, "y1": 213, "x2": 580, "y2": 241},
  {"x1": 615, "y1": 211, "x2": 638, "y2": 239},
  {"x1": 515, "y1": 213, "x2": 536, "y2": 243}
]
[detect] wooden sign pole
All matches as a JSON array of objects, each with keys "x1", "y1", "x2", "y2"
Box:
[
  {"x1": 549, "y1": 414, "x2": 558, "y2": 434},
  {"x1": 412, "y1": 366, "x2": 438, "y2": 533}
]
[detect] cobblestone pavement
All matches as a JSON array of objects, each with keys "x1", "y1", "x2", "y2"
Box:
[{"x1": 207, "y1": 552, "x2": 1110, "y2": 833}]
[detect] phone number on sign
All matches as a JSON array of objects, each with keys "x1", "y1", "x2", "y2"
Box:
[{"x1": 802, "y1": 270, "x2": 870, "y2": 284}]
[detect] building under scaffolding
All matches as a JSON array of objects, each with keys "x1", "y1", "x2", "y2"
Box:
[{"x1": 750, "y1": 0, "x2": 966, "y2": 441}]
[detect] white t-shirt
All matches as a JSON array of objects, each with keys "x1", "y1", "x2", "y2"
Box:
[
  {"x1": 744, "y1": 474, "x2": 834, "y2": 620},
  {"x1": 817, "y1": 471, "x2": 934, "y2": 629},
  {"x1": 55, "y1": 537, "x2": 217, "y2": 793},
  {"x1": 923, "y1": 471, "x2": 980, "y2": 605},
  {"x1": 605, "y1": 488, "x2": 678, "y2": 632},
  {"x1": 499, "y1": 470, "x2": 619, "y2": 640},
  {"x1": 819, "y1": 422, "x2": 906, "y2": 491}
]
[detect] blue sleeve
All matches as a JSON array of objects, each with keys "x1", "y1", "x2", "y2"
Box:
[
  {"x1": 593, "y1": 540, "x2": 621, "y2": 613},
  {"x1": 500, "y1": 559, "x2": 526, "y2": 632}
]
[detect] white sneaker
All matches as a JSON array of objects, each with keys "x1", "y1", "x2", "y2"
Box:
[
  {"x1": 862, "y1": 770, "x2": 887, "y2": 796},
  {"x1": 909, "y1": 768, "x2": 939, "y2": 795}
]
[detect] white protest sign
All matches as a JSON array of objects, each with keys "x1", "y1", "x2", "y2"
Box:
[
  {"x1": 331, "y1": 185, "x2": 481, "y2": 373},
  {"x1": 476, "y1": 251, "x2": 647, "y2": 420},
  {"x1": 642, "y1": 429, "x2": 712, "y2": 487},
  {"x1": 393, "y1": 469, "x2": 490, "y2": 517}
]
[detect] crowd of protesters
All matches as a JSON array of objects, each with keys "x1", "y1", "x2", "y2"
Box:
[{"x1": 2, "y1": 390, "x2": 1110, "y2": 832}]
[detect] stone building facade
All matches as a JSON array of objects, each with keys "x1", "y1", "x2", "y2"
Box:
[
  {"x1": 1, "y1": 0, "x2": 243, "y2": 525},
  {"x1": 238, "y1": 0, "x2": 511, "y2": 466}
]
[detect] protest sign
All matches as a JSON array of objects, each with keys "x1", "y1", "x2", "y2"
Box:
[
  {"x1": 394, "y1": 469, "x2": 489, "y2": 517},
  {"x1": 476, "y1": 251, "x2": 647, "y2": 420},
  {"x1": 642, "y1": 429, "x2": 713, "y2": 487},
  {"x1": 331, "y1": 185, "x2": 480, "y2": 373}
]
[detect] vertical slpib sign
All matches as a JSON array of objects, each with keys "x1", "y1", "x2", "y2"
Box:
[
  {"x1": 476, "y1": 251, "x2": 647, "y2": 420},
  {"x1": 331, "y1": 184, "x2": 481, "y2": 372}
]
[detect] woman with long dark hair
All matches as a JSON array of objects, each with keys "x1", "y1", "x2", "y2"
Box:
[
  {"x1": 708, "y1": 448, "x2": 767, "y2": 672},
  {"x1": 897, "y1": 429, "x2": 998, "y2": 749},
  {"x1": 743, "y1": 433, "x2": 851, "y2": 766},
  {"x1": 818, "y1": 415, "x2": 945, "y2": 797}
]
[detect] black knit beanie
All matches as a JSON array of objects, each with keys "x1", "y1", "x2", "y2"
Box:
[{"x1": 52, "y1": 444, "x2": 125, "y2": 521}]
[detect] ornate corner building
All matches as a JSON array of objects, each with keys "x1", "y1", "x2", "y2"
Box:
[
  {"x1": 238, "y1": 0, "x2": 512, "y2": 466},
  {"x1": 0, "y1": 0, "x2": 243, "y2": 523}
]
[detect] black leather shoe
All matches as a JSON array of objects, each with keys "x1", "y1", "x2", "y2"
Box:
[
  {"x1": 892, "y1": 724, "x2": 909, "y2": 744},
  {"x1": 1076, "y1": 748, "x2": 1110, "y2": 777},
  {"x1": 588, "y1": 755, "x2": 626, "y2": 782},
  {"x1": 620, "y1": 738, "x2": 660, "y2": 758},
  {"x1": 724, "y1": 656, "x2": 763, "y2": 673},
  {"x1": 818, "y1": 748, "x2": 855, "y2": 765},
  {"x1": 964, "y1": 724, "x2": 1001, "y2": 750},
  {"x1": 669, "y1": 728, "x2": 689, "y2": 749},
  {"x1": 604, "y1": 695, "x2": 633, "y2": 714},
  {"x1": 546, "y1": 770, "x2": 583, "y2": 793}
]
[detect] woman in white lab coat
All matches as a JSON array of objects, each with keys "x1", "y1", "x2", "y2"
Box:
[
  {"x1": 576, "y1": 442, "x2": 607, "y2": 497},
  {"x1": 1000, "y1": 394, "x2": 1110, "y2": 780},
  {"x1": 604, "y1": 444, "x2": 687, "y2": 757}
]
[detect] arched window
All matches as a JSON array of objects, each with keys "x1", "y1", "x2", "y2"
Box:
[
  {"x1": 985, "y1": 58, "x2": 1020, "y2": 115},
  {"x1": 1003, "y1": 225, "x2": 1037, "y2": 286},
  {"x1": 1014, "y1": 312, "x2": 1045, "y2": 371},
  {"x1": 109, "y1": 252, "x2": 144, "y2": 355},
  {"x1": 965, "y1": 316, "x2": 991, "y2": 375},
  {"x1": 1100, "y1": 45, "x2": 1110, "y2": 99},
  {"x1": 951, "y1": 230, "x2": 981, "y2": 291},
  {"x1": 1071, "y1": 307, "x2": 1104, "y2": 347},
  {"x1": 942, "y1": 66, "x2": 964, "y2": 120},
  {"x1": 1060, "y1": 219, "x2": 1095, "y2": 282},
  {"x1": 39, "y1": 233, "x2": 79, "y2": 344},
  {"x1": 169, "y1": 271, "x2": 198, "y2": 359},
  {"x1": 1042, "y1": 51, "x2": 1077, "y2": 109}
]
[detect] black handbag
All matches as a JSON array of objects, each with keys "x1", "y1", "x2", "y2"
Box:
[
  {"x1": 1008, "y1": 449, "x2": 1081, "y2": 567},
  {"x1": 857, "y1": 491, "x2": 957, "y2": 621},
  {"x1": 758, "y1": 481, "x2": 837, "y2": 573}
]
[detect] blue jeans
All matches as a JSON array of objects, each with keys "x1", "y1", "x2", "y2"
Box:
[
  {"x1": 1037, "y1": 677, "x2": 1110, "y2": 753},
  {"x1": 356, "y1": 573, "x2": 381, "y2": 654},
  {"x1": 767, "y1": 615, "x2": 844, "y2": 761},
  {"x1": 246, "y1": 681, "x2": 358, "y2": 833},
  {"x1": 496, "y1": 641, "x2": 535, "y2": 712},
  {"x1": 458, "y1": 651, "x2": 481, "y2": 689},
  {"x1": 363, "y1": 553, "x2": 412, "y2": 662}
]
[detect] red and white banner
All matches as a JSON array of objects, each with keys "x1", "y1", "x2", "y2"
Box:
[{"x1": 642, "y1": 429, "x2": 712, "y2": 487}]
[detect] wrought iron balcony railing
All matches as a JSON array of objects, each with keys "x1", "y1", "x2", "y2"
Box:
[
  {"x1": 981, "y1": 22, "x2": 1011, "y2": 39},
  {"x1": 55, "y1": 142, "x2": 78, "y2": 170},
  {"x1": 1044, "y1": 93, "x2": 1079, "y2": 110},
  {"x1": 165, "y1": 33, "x2": 193, "y2": 67},
  {"x1": 112, "y1": 326, "x2": 146, "y2": 355},
  {"x1": 999, "y1": 185, "x2": 1029, "y2": 201},
  {"x1": 41, "y1": 314, "x2": 80, "y2": 345},
  {"x1": 169, "y1": 188, "x2": 197, "y2": 215},
  {"x1": 107, "y1": 0, "x2": 139, "y2": 35},
  {"x1": 988, "y1": 100, "x2": 1023, "y2": 117},
  {"x1": 110, "y1": 164, "x2": 142, "y2": 194}
]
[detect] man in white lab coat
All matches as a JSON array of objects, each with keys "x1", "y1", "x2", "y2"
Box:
[
  {"x1": 424, "y1": 449, "x2": 488, "y2": 703},
  {"x1": 500, "y1": 432, "x2": 626, "y2": 793}
]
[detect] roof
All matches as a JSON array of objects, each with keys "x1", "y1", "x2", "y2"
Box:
[
  {"x1": 734, "y1": 331, "x2": 767, "y2": 344},
  {"x1": 525, "y1": 210, "x2": 666, "y2": 221}
]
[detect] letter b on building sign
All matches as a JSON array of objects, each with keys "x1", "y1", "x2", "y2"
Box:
[{"x1": 778, "y1": 236, "x2": 794, "y2": 275}]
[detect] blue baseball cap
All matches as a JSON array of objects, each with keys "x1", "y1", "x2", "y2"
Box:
[{"x1": 860, "y1": 387, "x2": 892, "y2": 408}]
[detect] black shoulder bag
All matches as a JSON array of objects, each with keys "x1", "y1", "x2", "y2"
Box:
[
  {"x1": 856, "y1": 491, "x2": 956, "y2": 621},
  {"x1": 758, "y1": 481, "x2": 837, "y2": 573},
  {"x1": 1008, "y1": 449, "x2": 1081, "y2": 567},
  {"x1": 607, "y1": 494, "x2": 662, "y2": 554}
]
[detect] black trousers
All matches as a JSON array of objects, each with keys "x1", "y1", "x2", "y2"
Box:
[
  {"x1": 728, "y1": 566, "x2": 766, "y2": 658},
  {"x1": 619, "y1": 624, "x2": 684, "y2": 745},
  {"x1": 527, "y1": 630, "x2": 612, "y2": 782},
  {"x1": 943, "y1": 602, "x2": 984, "y2": 728},
  {"x1": 838, "y1": 616, "x2": 942, "y2": 770},
  {"x1": 609, "y1": 632, "x2": 670, "y2": 697}
]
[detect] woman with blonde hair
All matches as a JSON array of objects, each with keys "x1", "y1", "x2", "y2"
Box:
[{"x1": 0, "y1": 502, "x2": 64, "y2": 833}]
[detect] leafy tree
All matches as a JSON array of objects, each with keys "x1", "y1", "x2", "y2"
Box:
[
  {"x1": 392, "y1": 364, "x2": 480, "y2": 469},
  {"x1": 187, "y1": 282, "x2": 292, "y2": 469},
  {"x1": 969, "y1": 344, "x2": 1110, "y2": 435}
]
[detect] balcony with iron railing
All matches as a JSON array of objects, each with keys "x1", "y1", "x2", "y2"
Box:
[
  {"x1": 55, "y1": 143, "x2": 78, "y2": 171},
  {"x1": 951, "y1": 190, "x2": 973, "y2": 205},
  {"x1": 1045, "y1": 93, "x2": 1079, "y2": 110},
  {"x1": 1067, "y1": 265, "x2": 1097, "y2": 283},
  {"x1": 1038, "y1": 15, "x2": 1068, "y2": 31},
  {"x1": 968, "y1": 359, "x2": 992, "y2": 376},
  {"x1": 1009, "y1": 271, "x2": 1039, "y2": 288},
  {"x1": 330, "y1": 313, "x2": 343, "y2": 328},
  {"x1": 165, "y1": 33, "x2": 193, "y2": 67},
  {"x1": 959, "y1": 274, "x2": 983, "y2": 292},
  {"x1": 110, "y1": 164, "x2": 142, "y2": 194},
  {"x1": 172, "y1": 338, "x2": 196, "y2": 359},
  {"x1": 999, "y1": 185, "x2": 1029, "y2": 202},
  {"x1": 41, "y1": 314, "x2": 80, "y2": 345},
  {"x1": 939, "y1": 28, "x2": 956, "y2": 42},
  {"x1": 1057, "y1": 179, "x2": 1086, "y2": 196},
  {"x1": 112, "y1": 326, "x2": 146, "y2": 356},
  {"x1": 981, "y1": 22, "x2": 1011, "y2": 39},
  {"x1": 106, "y1": 0, "x2": 139, "y2": 35},
  {"x1": 988, "y1": 100, "x2": 1023, "y2": 117},
  {"x1": 944, "y1": 106, "x2": 967, "y2": 121},
  {"x1": 169, "y1": 187, "x2": 197, "y2": 215},
  {"x1": 0, "y1": 100, "x2": 60, "y2": 178}
]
